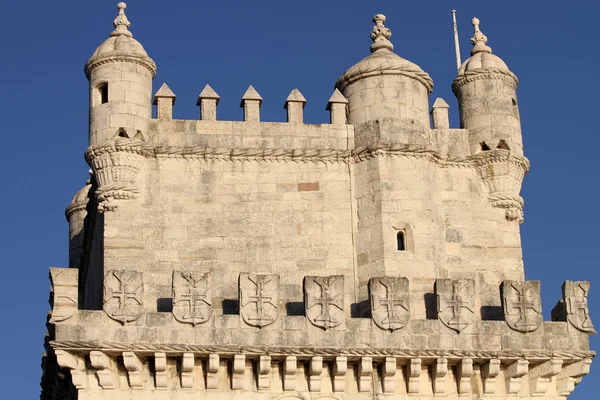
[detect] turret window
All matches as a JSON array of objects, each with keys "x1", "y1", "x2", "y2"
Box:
[
  {"x1": 397, "y1": 231, "x2": 406, "y2": 251},
  {"x1": 94, "y1": 83, "x2": 108, "y2": 106}
]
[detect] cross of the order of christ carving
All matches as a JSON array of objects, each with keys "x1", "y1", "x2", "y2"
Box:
[
  {"x1": 310, "y1": 277, "x2": 343, "y2": 329},
  {"x1": 247, "y1": 275, "x2": 276, "y2": 323},
  {"x1": 178, "y1": 274, "x2": 210, "y2": 323},
  {"x1": 373, "y1": 280, "x2": 408, "y2": 325},
  {"x1": 110, "y1": 272, "x2": 141, "y2": 318}
]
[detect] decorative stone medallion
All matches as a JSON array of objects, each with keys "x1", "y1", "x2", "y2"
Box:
[
  {"x1": 564, "y1": 280, "x2": 596, "y2": 334},
  {"x1": 103, "y1": 270, "x2": 143, "y2": 324},
  {"x1": 436, "y1": 279, "x2": 475, "y2": 333},
  {"x1": 172, "y1": 271, "x2": 212, "y2": 326},
  {"x1": 502, "y1": 280, "x2": 542, "y2": 333},
  {"x1": 369, "y1": 277, "x2": 410, "y2": 331},
  {"x1": 239, "y1": 273, "x2": 279, "y2": 328},
  {"x1": 304, "y1": 275, "x2": 345, "y2": 329}
]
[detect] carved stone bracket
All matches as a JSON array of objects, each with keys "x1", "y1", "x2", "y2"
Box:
[
  {"x1": 369, "y1": 277, "x2": 410, "y2": 331},
  {"x1": 103, "y1": 270, "x2": 143, "y2": 324},
  {"x1": 206, "y1": 354, "x2": 219, "y2": 390},
  {"x1": 381, "y1": 357, "x2": 396, "y2": 393},
  {"x1": 481, "y1": 359, "x2": 500, "y2": 395},
  {"x1": 432, "y1": 357, "x2": 448, "y2": 395},
  {"x1": 408, "y1": 358, "x2": 421, "y2": 395},
  {"x1": 90, "y1": 351, "x2": 116, "y2": 389},
  {"x1": 283, "y1": 356, "x2": 297, "y2": 391},
  {"x1": 557, "y1": 358, "x2": 593, "y2": 397},
  {"x1": 502, "y1": 280, "x2": 542, "y2": 333},
  {"x1": 358, "y1": 357, "x2": 372, "y2": 393},
  {"x1": 49, "y1": 268, "x2": 79, "y2": 323},
  {"x1": 123, "y1": 352, "x2": 144, "y2": 389},
  {"x1": 180, "y1": 353, "x2": 194, "y2": 389},
  {"x1": 333, "y1": 356, "x2": 347, "y2": 392},
  {"x1": 54, "y1": 350, "x2": 86, "y2": 390},
  {"x1": 232, "y1": 354, "x2": 245, "y2": 390},
  {"x1": 529, "y1": 359, "x2": 562, "y2": 396},
  {"x1": 239, "y1": 273, "x2": 279, "y2": 328},
  {"x1": 457, "y1": 358, "x2": 473, "y2": 395},
  {"x1": 506, "y1": 359, "x2": 529, "y2": 395},
  {"x1": 172, "y1": 271, "x2": 212, "y2": 326},
  {"x1": 258, "y1": 355, "x2": 271, "y2": 390},
  {"x1": 85, "y1": 139, "x2": 146, "y2": 212},
  {"x1": 304, "y1": 275, "x2": 345, "y2": 330},
  {"x1": 154, "y1": 352, "x2": 167, "y2": 389},
  {"x1": 309, "y1": 356, "x2": 323, "y2": 392},
  {"x1": 436, "y1": 279, "x2": 475, "y2": 333}
]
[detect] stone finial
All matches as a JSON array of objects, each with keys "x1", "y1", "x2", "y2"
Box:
[
  {"x1": 326, "y1": 89, "x2": 348, "y2": 125},
  {"x1": 470, "y1": 17, "x2": 492, "y2": 55},
  {"x1": 431, "y1": 98, "x2": 450, "y2": 129},
  {"x1": 111, "y1": 2, "x2": 133, "y2": 38},
  {"x1": 153, "y1": 83, "x2": 176, "y2": 120},
  {"x1": 284, "y1": 89, "x2": 307, "y2": 123},
  {"x1": 370, "y1": 14, "x2": 394, "y2": 53},
  {"x1": 240, "y1": 86, "x2": 263, "y2": 122},
  {"x1": 197, "y1": 85, "x2": 220, "y2": 121}
]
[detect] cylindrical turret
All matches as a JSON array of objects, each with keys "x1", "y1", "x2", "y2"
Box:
[
  {"x1": 85, "y1": 2, "x2": 156, "y2": 145},
  {"x1": 335, "y1": 15, "x2": 433, "y2": 138},
  {"x1": 452, "y1": 18, "x2": 522, "y2": 156},
  {"x1": 65, "y1": 176, "x2": 92, "y2": 268}
]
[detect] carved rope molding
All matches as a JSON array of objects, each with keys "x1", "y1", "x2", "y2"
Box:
[
  {"x1": 85, "y1": 140, "x2": 530, "y2": 170},
  {"x1": 50, "y1": 340, "x2": 595, "y2": 361},
  {"x1": 84, "y1": 54, "x2": 157, "y2": 78},
  {"x1": 452, "y1": 67, "x2": 519, "y2": 92}
]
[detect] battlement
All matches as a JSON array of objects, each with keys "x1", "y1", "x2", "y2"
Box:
[{"x1": 50, "y1": 268, "x2": 594, "y2": 398}]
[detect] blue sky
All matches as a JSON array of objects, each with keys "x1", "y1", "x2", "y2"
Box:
[{"x1": 0, "y1": 0, "x2": 598, "y2": 397}]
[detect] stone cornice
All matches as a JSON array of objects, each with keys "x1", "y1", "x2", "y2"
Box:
[
  {"x1": 50, "y1": 340, "x2": 594, "y2": 362},
  {"x1": 452, "y1": 68, "x2": 519, "y2": 93}
]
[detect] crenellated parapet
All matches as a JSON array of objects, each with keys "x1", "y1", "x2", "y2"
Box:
[{"x1": 49, "y1": 268, "x2": 594, "y2": 398}]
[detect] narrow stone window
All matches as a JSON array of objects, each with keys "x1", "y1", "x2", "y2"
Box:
[
  {"x1": 512, "y1": 98, "x2": 520, "y2": 119},
  {"x1": 480, "y1": 141, "x2": 491, "y2": 151},
  {"x1": 497, "y1": 140, "x2": 510, "y2": 150},
  {"x1": 98, "y1": 83, "x2": 108, "y2": 104},
  {"x1": 397, "y1": 231, "x2": 406, "y2": 251}
]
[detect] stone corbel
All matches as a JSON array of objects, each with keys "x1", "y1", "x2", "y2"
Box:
[
  {"x1": 181, "y1": 353, "x2": 194, "y2": 389},
  {"x1": 283, "y1": 356, "x2": 297, "y2": 391},
  {"x1": 481, "y1": 359, "x2": 500, "y2": 395},
  {"x1": 122, "y1": 352, "x2": 144, "y2": 389},
  {"x1": 358, "y1": 357, "x2": 373, "y2": 393},
  {"x1": 309, "y1": 356, "x2": 323, "y2": 392},
  {"x1": 408, "y1": 358, "x2": 422, "y2": 395},
  {"x1": 457, "y1": 358, "x2": 473, "y2": 395},
  {"x1": 432, "y1": 357, "x2": 448, "y2": 395},
  {"x1": 529, "y1": 359, "x2": 562, "y2": 396},
  {"x1": 89, "y1": 351, "x2": 117, "y2": 389},
  {"x1": 506, "y1": 359, "x2": 529, "y2": 395},
  {"x1": 382, "y1": 357, "x2": 397, "y2": 393},
  {"x1": 154, "y1": 353, "x2": 167, "y2": 389},
  {"x1": 557, "y1": 358, "x2": 592, "y2": 397},
  {"x1": 206, "y1": 354, "x2": 219, "y2": 390},
  {"x1": 232, "y1": 354, "x2": 245, "y2": 390},
  {"x1": 55, "y1": 350, "x2": 86, "y2": 390},
  {"x1": 333, "y1": 356, "x2": 347, "y2": 392},
  {"x1": 258, "y1": 355, "x2": 271, "y2": 390},
  {"x1": 49, "y1": 268, "x2": 79, "y2": 323}
]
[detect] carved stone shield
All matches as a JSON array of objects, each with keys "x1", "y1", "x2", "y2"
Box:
[
  {"x1": 502, "y1": 280, "x2": 542, "y2": 333},
  {"x1": 172, "y1": 271, "x2": 212, "y2": 326},
  {"x1": 103, "y1": 270, "x2": 143, "y2": 324},
  {"x1": 436, "y1": 279, "x2": 474, "y2": 333},
  {"x1": 49, "y1": 268, "x2": 78, "y2": 323},
  {"x1": 564, "y1": 280, "x2": 596, "y2": 334},
  {"x1": 369, "y1": 277, "x2": 410, "y2": 331},
  {"x1": 304, "y1": 275, "x2": 345, "y2": 329},
  {"x1": 239, "y1": 273, "x2": 279, "y2": 327}
]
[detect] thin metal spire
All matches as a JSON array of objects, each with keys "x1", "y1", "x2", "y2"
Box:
[{"x1": 452, "y1": 10, "x2": 462, "y2": 72}]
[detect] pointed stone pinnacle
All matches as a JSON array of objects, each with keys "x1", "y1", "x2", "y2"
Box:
[
  {"x1": 326, "y1": 89, "x2": 348, "y2": 110},
  {"x1": 432, "y1": 98, "x2": 449, "y2": 109},
  {"x1": 111, "y1": 2, "x2": 133, "y2": 38},
  {"x1": 153, "y1": 83, "x2": 176, "y2": 105},
  {"x1": 240, "y1": 85, "x2": 263, "y2": 107},
  {"x1": 197, "y1": 84, "x2": 220, "y2": 106},
  {"x1": 284, "y1": 89, "x2": 307, "y2": 109}
]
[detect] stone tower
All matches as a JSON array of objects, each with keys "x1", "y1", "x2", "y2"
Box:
[{"x1": 41, "y1": 4, "x2": 595, "y2": 399}]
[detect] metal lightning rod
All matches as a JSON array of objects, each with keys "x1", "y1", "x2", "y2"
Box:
[{"x1": 452, "y1": 10, "x2": 462, "y2": 72}]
